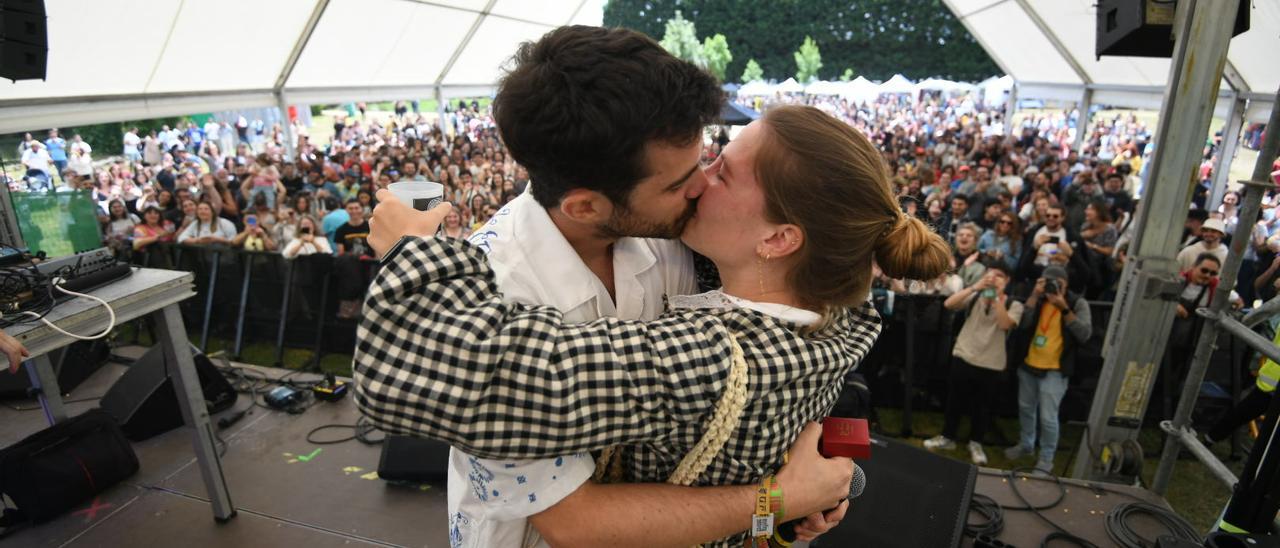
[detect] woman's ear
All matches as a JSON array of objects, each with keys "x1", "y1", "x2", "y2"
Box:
[{"x1": 759, "y1": 224, "x2": 804, "y2": 260}]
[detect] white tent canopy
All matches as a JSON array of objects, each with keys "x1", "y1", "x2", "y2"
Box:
[
  {"x1": 804, "y1": 80, "x2": 845, "y2": 95},
  {"x1": 915, "y1": 78, "x2": 972, "y2": 93},
  {"x1": 839, "y1": 76, "x2": 881, "y2": 103},
  {"x1": 878, "y1": 74, "x2": 916, "y2": 95},
  {"x1": 775, "y1": 78, "x2": 806, "y2": 94},
  {"x1": 0, "y1": 0, "x2": 603, "y2": 134},
  {"x1": 940, "y1": 0, "x2": 1279, "y2": 122},
  {"x1": 737, "y1": 80, "x2": 775, "y2": 96},
  {"x1": 978, "y1": 75, "x2": 1014, "y2": 106}
]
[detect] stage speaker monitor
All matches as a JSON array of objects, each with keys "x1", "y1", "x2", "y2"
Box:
[
  {"x1": 98, "y1": 345, "x2": 237, "y2": 442},
  {"x1": 815, "y1": 435, "x2": 975, "y2": 548},
  {"x1": 377, "y1": 435, "x2": 451, "y2": 483},
  {"x1": 0, "y1": 0, "x2": 48, "y2": 81},
  {"x1": 1096, "y1": 0, "x2": 1249, "y2": 59}
]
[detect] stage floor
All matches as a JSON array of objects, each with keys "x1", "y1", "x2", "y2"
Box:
[
  {"x1": 963, "y1": 468, "x2": 1180, "y2": 548},
  {"x1": 0, "y1": 345, "x2": 451, "y2": 548},
  {"x1": 1, "y1": 345, "x2": 1183, "y2": 548}
]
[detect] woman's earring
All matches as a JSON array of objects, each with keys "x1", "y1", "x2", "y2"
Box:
[{"x1": 758, "y1": 253, "x2": 770, "y2": 296}]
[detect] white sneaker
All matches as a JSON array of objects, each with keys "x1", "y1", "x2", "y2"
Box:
[
  {"x1": 923, "y1": 435, "x2": 956, "y2": 451},
  {"x1": 968, "y1": 441, "x2": 988, "y2": 466}
]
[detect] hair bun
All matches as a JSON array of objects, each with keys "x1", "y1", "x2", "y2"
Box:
[{"x1": 874, "y1": 215, "x2": 951, "y2": 281}]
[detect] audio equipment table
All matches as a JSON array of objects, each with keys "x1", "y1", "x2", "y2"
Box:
[{"x1": 3, "y1": 268, "x2": 235, "y2": 522}]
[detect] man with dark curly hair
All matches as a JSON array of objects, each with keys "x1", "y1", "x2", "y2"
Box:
[{"x1": 433, "y1": 25, "x2": 851, "y2": 548}]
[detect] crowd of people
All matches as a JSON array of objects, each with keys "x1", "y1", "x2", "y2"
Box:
[
  {"x1": 8, "y1": 77, "x2": 1278, "y2": 479},
  {"x1": 735, "y1": 89, "x2": 1279, "y2": 473},
  {"x1": 12, "y1": 101, "x2": 528, "y2": 318}
]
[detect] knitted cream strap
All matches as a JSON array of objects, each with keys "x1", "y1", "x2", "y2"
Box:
[
  {"x1": 667, "y1": 333, "x2": 750, "y2": 487},
  {"x1": 592, "y1": 445, "x2": 617, "y2": 483}
]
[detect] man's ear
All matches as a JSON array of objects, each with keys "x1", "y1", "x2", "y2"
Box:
[
  {"x1": 758, "y1": 224, "x2": 804, "y2": 260},
  {"x1": 558, "y1": 189, "x2": 614, "y2": 223}
]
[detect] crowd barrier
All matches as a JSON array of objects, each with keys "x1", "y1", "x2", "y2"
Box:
[
  {"x1": 128, "y1": 242, "x2": 376, "y2": 369},
  {"x1": 863, "y1": 293, "x2": 1255, "y2": 438},
  {"x1": 123, "y1": 244, "x2": 1257, "y2": 435}
]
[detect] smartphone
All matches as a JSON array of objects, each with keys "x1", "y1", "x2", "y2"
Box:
[
  {"x1": 300, "y1": 227, "x2": 311, "y2": 235},
  {"x1": 1047, "y1": 236, "x2": 1060, "y2": 244},
  {"x1": 246, "y1": 217, "x2": 257, "y2": 227}
]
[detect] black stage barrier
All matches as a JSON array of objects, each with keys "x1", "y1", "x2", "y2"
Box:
[
  {"x1": 861, "y1": 294, "x2": 1251, "y2": 440},
  {"x1": 122, "y1": 245, "x2": 1256, "y2": 437}
]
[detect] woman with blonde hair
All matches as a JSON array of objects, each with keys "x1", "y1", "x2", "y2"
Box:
[{"x1": 354, "y1": 105, "x2": 951, "y2": 547}]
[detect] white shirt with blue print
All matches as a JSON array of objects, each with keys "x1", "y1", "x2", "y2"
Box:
[{"x1": 446, "y1": 191, "x2": 696, "y2": 548}]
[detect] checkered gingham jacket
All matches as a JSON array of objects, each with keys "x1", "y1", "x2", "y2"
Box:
[{"x1": 353, "y1": 237, "x2": 882, "y2": 547}]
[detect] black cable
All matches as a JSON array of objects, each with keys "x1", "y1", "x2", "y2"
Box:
[
  {"x1": 1003, "y1": 469, "x2": 1101, "y2": 548},
  {"x1": 306, "y1": 417, "x2": 384, "y2": 445},
  {"x1": 1104, "y1": 501, "x2": 1201, "y2": 548},
  {"x1": 966, "y1": 493, "x2": 1004, "y2": 538}
]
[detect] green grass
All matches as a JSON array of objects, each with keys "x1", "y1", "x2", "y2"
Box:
[
  {"x1": 114, "y1": 322, "x2": 353, "y2": 378},
  {"x1": 874, "y1": 407, "x2": 1245, "y2": 532}
]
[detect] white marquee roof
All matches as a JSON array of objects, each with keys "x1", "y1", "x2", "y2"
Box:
[
  {"x1": 0, "y1": 0, "x2": 602, "y2": 133},
  {"x1": 3, "y1": 1, "x2": 1275, "y2": 133},
  {"x1": 941, "y1": 0, "x2": 1278, "y2": 122}
]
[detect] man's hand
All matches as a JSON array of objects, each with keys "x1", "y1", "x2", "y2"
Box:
[
  {"x1": 776, "y1": 423, "x2": 854, "y2": 522},
  {"x1": 1, "y1": 331, "x2": 31, "y2": 374},
  {"x1": 1176, "y1": 303, "x2": 1190, "y2": 319},
  {"x1": 1031, "y1": 277, "x2": 1046, "y2": 298},
  {"x1": 368, "y1": 189, "x2": 451, "y2": 257}
]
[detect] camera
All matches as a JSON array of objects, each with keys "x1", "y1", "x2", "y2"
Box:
[{"x1": 1044, "y1": 279, "x2": 1059, "y2": 295}]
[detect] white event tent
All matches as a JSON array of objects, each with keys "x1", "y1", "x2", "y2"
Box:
[
  {"x1": 940, "y1": 0, "x2": 1278, "y2": 124},
  {"x1": 0, "y1": 0, "x2": 602, "y2": 135}
]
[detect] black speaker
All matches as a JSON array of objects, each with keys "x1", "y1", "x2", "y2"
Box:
[
  {"x1": 0, "y1": 0, "x2": 47, "y2": 81},
  {"x1": 98, "y1": 346, "x2": 237, "y2": 442},
  {"x1": 377, "y1": 436, "x2": 451, "y2": 483},
  {"x1": 1096, "y1": 0, "x2": 1250, "y2": 59},
  {"x1": 814, "y1": 435, "x2": 975, "y2": 548}
]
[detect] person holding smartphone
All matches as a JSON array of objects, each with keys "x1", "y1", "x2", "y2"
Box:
[
  {"x1": 232, "y1": 213, "x2": 277, "y2": 252},
  {"x1": 282, "y1": 216, "x2": 330, "y2": 259},
  {"x1": 925, "y1": 259, "x2": 1023, "y2": 465}
]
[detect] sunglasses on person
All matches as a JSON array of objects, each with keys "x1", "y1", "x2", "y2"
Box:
[
  {"x1": 1199, "y1": 267, "x2": 1219, "y2": 276},
  {"x1": 997, "y1": 219, "x2": 1013, "y2": 225},
  {"x1": 1045, "y1": 214, "x2": 1061, "y2": 219}
]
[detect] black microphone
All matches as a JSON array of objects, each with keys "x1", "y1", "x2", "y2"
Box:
[{"x1": 771, "y1": 463, "x2": 866, "y2": 546}]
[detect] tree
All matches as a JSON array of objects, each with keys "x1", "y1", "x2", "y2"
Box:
[
  {"x1": 794, "y1": 36, "x2": 822, "y2": 84},
  {"x1": 741, "y1": 59, "x2": 764, "y2": 83},
  {"x1": 604, "y1": 0, "x2": 1000, "y2": 82},
  {"x1": 702, "y1": 33, "x2": 733, "y2": 82},
  {"x1": 659, "y1": 10, "x2": 704, "y2": 66},
  {"x1": 840, "y1": 68, "x2": 856, "y2": 82}
]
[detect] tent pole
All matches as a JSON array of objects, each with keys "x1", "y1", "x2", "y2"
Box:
[
  {"x1": 277, "y1": 92, "x2": 296, "y2": 162},
  {"x1": 1208, "y1": 95, "x2": 1245, "y2": 210},
  {"x1": 435, "y1": 86, "x2": 448, "y2": 137},
  {"x1": 1005, "y1": 81, "x2": 1019, "y2": 137},
  {"x1": 1071, "y1": 0, "x2": 1238, "y2": 481},
  {"x1": 1073, "y1": 88, "x2": 1092, "y2": 153}
]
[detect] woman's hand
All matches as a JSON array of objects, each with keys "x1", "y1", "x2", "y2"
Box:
[{"x1": 368, "y1": 189, "x2": 451, "y2": 258}]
